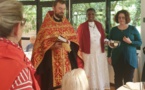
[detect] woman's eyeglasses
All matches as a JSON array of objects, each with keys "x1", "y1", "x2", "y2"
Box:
[
  {"x1": 21, "y1": 18, "x2": 26, "y2": 26},
  {"x1": 118, "y1": 17, "x2": 125, "y2": 19}
]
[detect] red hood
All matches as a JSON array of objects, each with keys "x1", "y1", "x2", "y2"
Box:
[
  {"x1": 48, "y1": 11, "x2": 54, "y2": 17},
  {"x1": 0, "y1": 38, "x2": 40, "y2": 90},
  {"x1": 0, "y1": 40, "x2": 24, "y2": 60},
  {"x1": 0, "y1": 39, "x2": 26, "y2": 90}
]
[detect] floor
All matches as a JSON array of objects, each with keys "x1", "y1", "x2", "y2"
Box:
[
  {"x1": 110, "y1": 84, "x2": 115, "y2": 90},
  {"x1": 110, "y1": 86, "x2": 115, "y2": 90}
]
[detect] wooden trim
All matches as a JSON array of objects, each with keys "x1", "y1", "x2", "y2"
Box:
[
  {"x1": 110, "y1": 83, "x2": 115, "y2": 86},
  {"x1": 21, "y1": 37, "x2": 30, "y2": 40}
]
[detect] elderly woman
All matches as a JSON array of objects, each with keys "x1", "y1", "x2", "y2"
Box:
[
  {"x1": 0, "y1": 0, "x2": 40, "y2": 90},
  {"x1": 107, "y1": 10, "x2": 142, "y2": 89},
  {"x1": 62, "y1": 68, "x2": 89, "y2": 90}
]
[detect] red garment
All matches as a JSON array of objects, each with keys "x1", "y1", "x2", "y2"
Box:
[
  {"x1": 31, "y1": 11, "x2": 84, "y2": 89},
  {"x1": 77, "y1": 20, "x2": 105, "y2": 54},
  {"x1": 10, "y1": 68, "x2": 33, "y2": 89},
  {"x1": 31, "y1": 11, "x2": 83, "y2": 69},
  {"x1": 0, "y1": 38, "x2": 40, "y2": 90}
]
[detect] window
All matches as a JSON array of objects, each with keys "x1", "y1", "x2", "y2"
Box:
[
  {"x1": 42, "y1": 7, "x2": 53, "y2": 21},
  {"x1": 40, "y1": 0, "x2": 55, "y2": 1},
  {"x1": 18, "y1": 0, "x2": 35, "y2": 1},
  {"x1": 72, "y1": 2, "x2": 106, "y2": 30},
  {"x1": 111, "y1": 0, "x2": 141, "y2": 33},
  {"x1": 22, "y1": 5, "x2": 36, "y2": 50}
]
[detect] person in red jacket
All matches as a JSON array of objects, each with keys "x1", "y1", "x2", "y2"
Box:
[
  {"x1": 77, "y1": 8, "x2": 110, "y2": 90},
  {"x1": 0, "y1": 0, "x2": 40, "y2": 90}
]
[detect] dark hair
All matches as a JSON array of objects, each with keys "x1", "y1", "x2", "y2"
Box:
[
  {"x1": 53, "y1": 0, "x2": 65, "y2": 7},
  {"x1": 114, "y1": 10, "x2": 131, "y2": 24},
  {"x1": 86, "y1": 8, "x2": 96, "y2": 13}
]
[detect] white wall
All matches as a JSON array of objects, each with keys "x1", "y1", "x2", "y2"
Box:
[{"x1": 140, "y1": 0, "x2": 145, "y2": 80}]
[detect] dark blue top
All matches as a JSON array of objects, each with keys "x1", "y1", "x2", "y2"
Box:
[
  {"x1": 107, "y1": 25, "x2": 142, "y2": 68},
  {"x1": 26, "y1": 43, "x2": 33, "y2": 52}
]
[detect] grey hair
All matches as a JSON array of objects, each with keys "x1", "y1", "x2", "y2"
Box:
[
  {"x1": 62, "y1": 68, "x2": 89, "y2": 90},
  {"x1": 0, "y1": 0, "x2": 23, "y2": 37}
]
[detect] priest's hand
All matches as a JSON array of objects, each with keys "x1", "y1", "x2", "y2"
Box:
[{"x1": 51, "y1": 41, "x2": 62, "y2": 49}]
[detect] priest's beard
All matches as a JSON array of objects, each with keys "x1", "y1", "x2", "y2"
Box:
[{"x1": 55, "y1": 12, "x2": 64, "y2": 19}]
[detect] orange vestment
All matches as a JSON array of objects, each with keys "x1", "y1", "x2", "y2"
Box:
[{"x1": 31, "y1": 11, "x2": 83, "y2": 89}]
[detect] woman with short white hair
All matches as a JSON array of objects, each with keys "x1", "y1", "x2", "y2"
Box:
[{"x1": 62, "y1": 68, "x2": 89, "y2": 90}]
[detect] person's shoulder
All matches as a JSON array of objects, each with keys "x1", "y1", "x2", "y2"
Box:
[
  {"x1": 128, "y1": 25, "x2": 138, "y2": 32},
  {"x1": 111, "y1": 26, "x2": 118, "y2": 30},
  {"x1": 94, "y1": 20, "x2": 102, "y2": 25},
  {"x1": 81, "y1": 21, "x2": 88, "y2": 25},
  {"x1": 26, "y1": 43, "x2": 33, "y2": 48},
  {"x1": 128, "y1": 25, "x2": 133, "y2": 28},
  {"x1": 26, "y1": 43, "x2": 31, "y2": 47},
  {"x1": 109, "y1": 26, "x2": 118, "y2": 34},
  {"x1": 78, "y1": 21, "x2": 87, "y2": 28}
]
